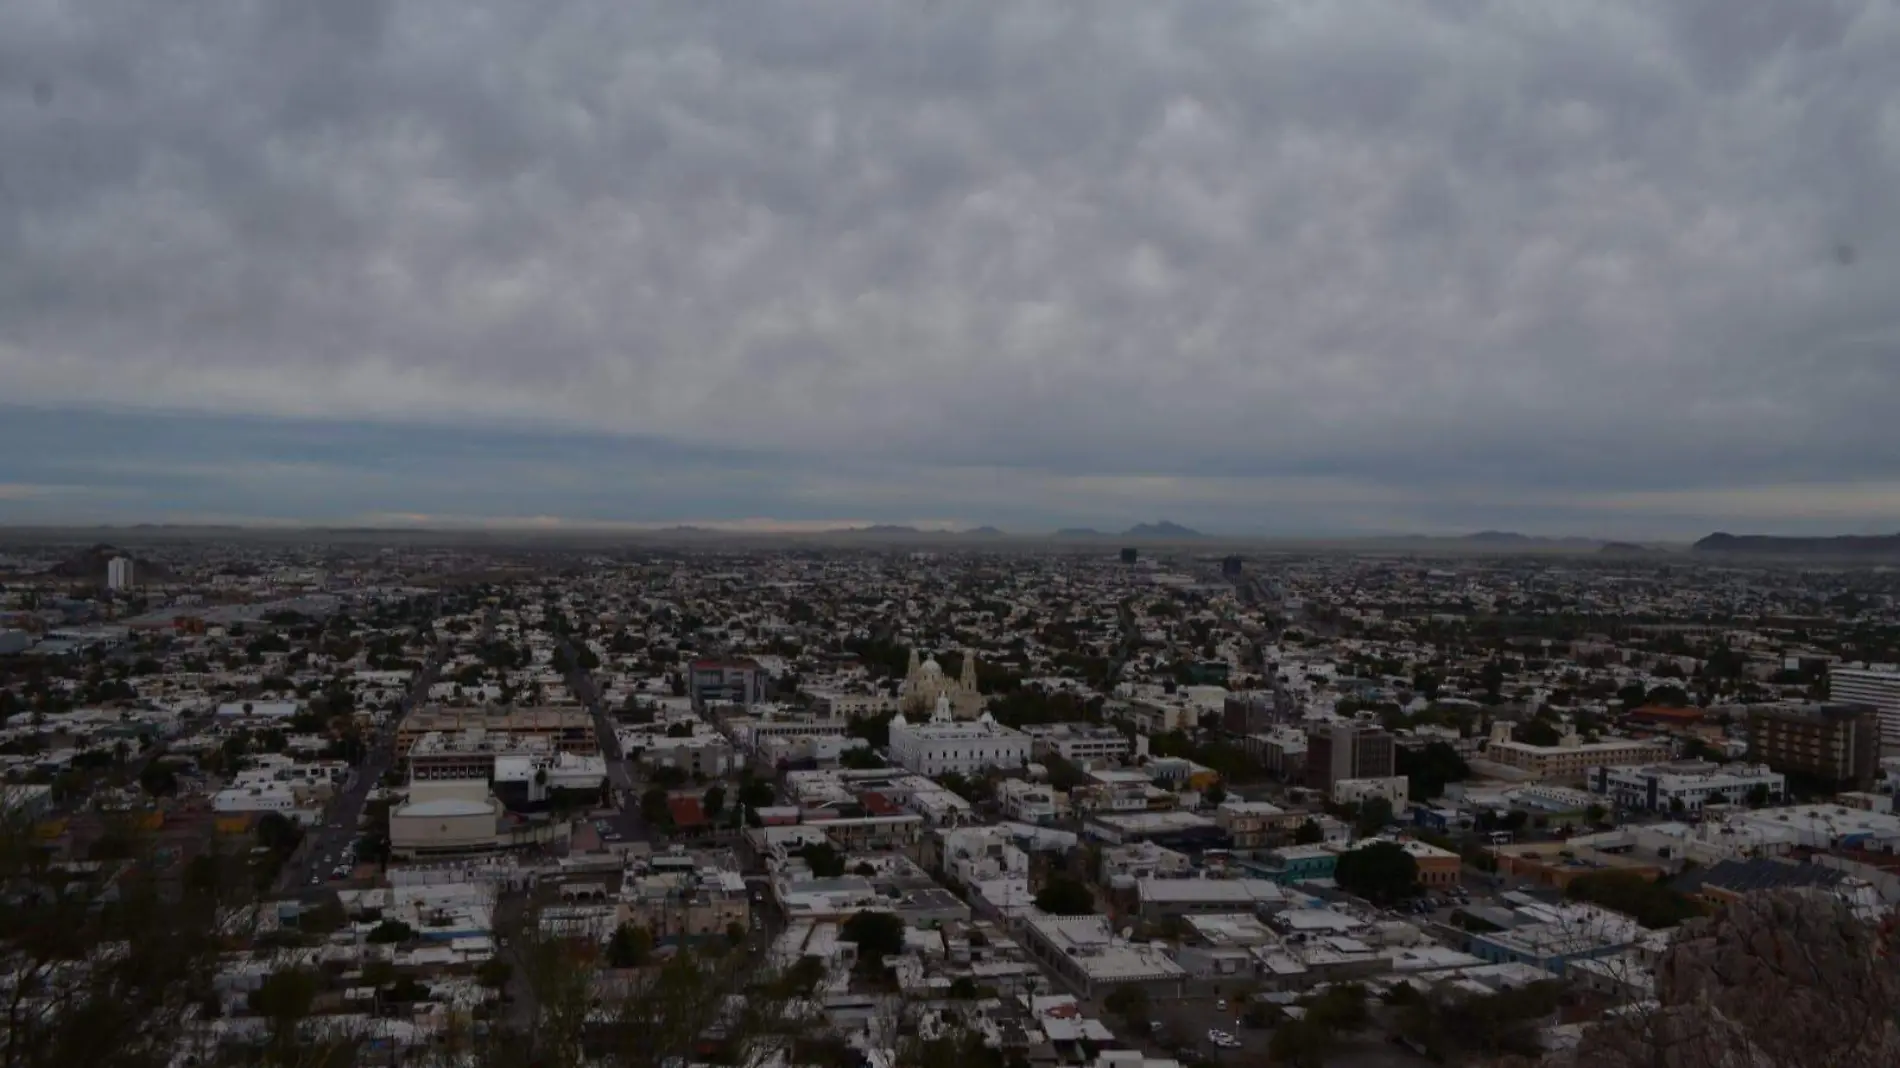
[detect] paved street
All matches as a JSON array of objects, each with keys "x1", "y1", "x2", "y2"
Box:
[
  {"x1": 559, "y1": 635, "x2": 656, "y2": 844},
  {"x1": 278, "y1": 636, "x2": 447, "y2": 896}
]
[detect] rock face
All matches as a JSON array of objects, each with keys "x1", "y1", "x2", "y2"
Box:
[{"x1": 1546, "y1": 891, "x2": 1900, "y2": 1068}]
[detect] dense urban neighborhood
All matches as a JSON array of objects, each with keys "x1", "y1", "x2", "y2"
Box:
[{"x1": 4, "y1": 533, "x2": 1900, "y2": 1067}]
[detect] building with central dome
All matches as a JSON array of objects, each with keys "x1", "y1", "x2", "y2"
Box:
[{"x1": 902, "y1": 647, "x2": 985, "y2": 720}]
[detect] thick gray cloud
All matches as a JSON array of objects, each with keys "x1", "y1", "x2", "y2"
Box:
[{"x1": 2, "y1": 0, "x2": 1899, "y2": 534}]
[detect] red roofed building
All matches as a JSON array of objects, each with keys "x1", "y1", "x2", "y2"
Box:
[
  {"x1": 859, "y1": 791, "x2": 903, "y2": 817},
  {"x1": 1626, "y1": 705, "x2": 1724, "y2": 743},
  {"x1": 668, "y1": 795, "x2": 710, "y2": 836}
]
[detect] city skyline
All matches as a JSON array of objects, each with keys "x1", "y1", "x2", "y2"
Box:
[{"x1": 4, "y1": 2, "x2": 1899, "y2": 536}]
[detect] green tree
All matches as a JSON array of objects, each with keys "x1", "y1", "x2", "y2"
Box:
[
  {"x1": 138, "y1": 760, "x2": 178, "y2": 797},
  {"x1": 248, "y1": 966, "x2": 322, "y2": 1064},
  {"x1": 1334, "y1": 841, "x2": 1420, "y2": 906},
  {"x1": 1303, "y1": 982, "x2": 1369, "y2": 1031},
  {"x1": 1034, "y1": 875, "x2": 1096, "y2": 915},
  {"x1": 1565, "y1": 870, "x2": 1705, "y2": 928},
  {"x1": 367, "y1": 919, "x2": 417, "y2": 944},
  {"x1": 255, "y1": 810, "x2": 302, "y2": 856},
  {"x1": 477, "y1": 957, "x2": 514, "y2": 990},
  {"x1": 1396, "y1": 741, "x2": 1470, "y2": 801},
  {"x1": 1353, "y1": 796, "x2": 1396, "y2": 837},
  {"x1": 1518, "y1": 719, "x2": 1563, "y2": 747},
  {"x1": 798, "y1": 841, "x2": 846, "y2": 878},
  {"x1": 1294, "y1": 818, "x2": 1325, "y2": 844},
  {"x1": 607, "y1": 922, "x2": 654, "y2": 968},
  {"x1": 703, "y1": 784, "x2": 726, "y2": 821},
  {"x1": 1269, "y1": 1015, "x2": 1339, "y2": 1068},
  {"x1": 1204, "y1": 781, "x2": 1228, "y2": 807},
  {"x1": 361, "y1": 959, "x2": 397, "y2": 989},
  {"x1": 737, "y1": 777, "x2": 776, "y2": 811},
  {"x1": 839, "y1": 909, "x2": 906, "y2": 972},
  {"x1": 1104, "y1": 984, "x2": 1151, "y2": 1026},
  {"x1": 640, "y1": 786, "x2": 672, "y2": 826}
]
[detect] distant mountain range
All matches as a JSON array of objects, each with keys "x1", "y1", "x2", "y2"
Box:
[
  {"x1": 1457, "y1": 530, "x2": 1604, "y2": 548},
  {"x1": 819, "y1": 520, "x2": 1210, "y2": 539},
  {"x1": 1046, "y1": 521, "x2": 1207, "y2": 539},
  {"x1": 1121, "y1": 520, "x2": 1206, "y2": 539},
  {"x1": 1694, "y1": 532, "x2": 1900, "y2": 557}
]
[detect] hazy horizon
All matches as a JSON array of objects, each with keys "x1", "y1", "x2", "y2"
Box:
[{"x1": 4, "y1": 2, "x2": 1899, "y2": 537}]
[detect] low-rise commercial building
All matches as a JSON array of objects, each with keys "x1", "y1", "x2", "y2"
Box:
[
  {"x1": 1021, "y1": 914, "x2": 1187, "y2": 996},
  {"x1": 1481, "y1": 722, "x2": 1671, "y2": 783},
  {"x1": 1019, "y1": 722, "x2": 1131, "y2": 765},
  {"x1": 618, "y1": 849, "x2": 750, "y2": 941},
  {"x1": 1465, "y1": 901, "x2": 1643, "y2": 977},
  {"x1": 1215, "y1": 800, "x2": 1300, "y2": 848},
  {"x1": 1586, "y1": 761, "x2": 1784, "y2": 813},
  {"x1": 399, "y1": 706, "x2": 596, "y2": 757},
  {"x1": 1134, "y1": 878, "x2": 1287, "y2": 920},
  {"x1": 1333, "y1": 776, "x2": 1409, "y2": 808}
]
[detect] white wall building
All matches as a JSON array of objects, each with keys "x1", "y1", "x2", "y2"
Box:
[
  {"x1": 887, "y1": 696, "x2": 1031, "y2": 777},
  {"x1": 1333, "y1": 776, "x2": 1410, "y2": 808},
  {"x1": 213, "y1": 784, "x2": 319, "y2": 824},
  {"x1": 106, "y1": 556, "x2": 135, "y2": 590},
  {"x1": 997, "y1": 778, "x2": 1063, "y2": 824},
  {"x1": 1587, "y1": 761, "x2": 1785, "y2": 813},
  {"x1": 1020, "y1": 722, "x2": 1131, "y2": 765},
  {"x1": 1830, "y1": 666, "x2": 1900, "y2": 754}
]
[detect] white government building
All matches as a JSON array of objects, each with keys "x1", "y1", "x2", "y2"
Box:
[{"x1": 888, "y1": 694, "x2": 1030, "y2": 776}]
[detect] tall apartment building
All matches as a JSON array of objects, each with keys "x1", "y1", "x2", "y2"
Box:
[
  {"x1": 1222, "y1": 692, "x2": 1275, "y2": 736},
  {"x1": 106, "y1": 556, "x2": 135, "y2": 590},
  {"x1": 1747, "y1": 703, "x2": 1881, "y2": 791},
  {"x1": 1828, "y1": 667, "x2": 1900, "y2": 754},
  {"x1": 1305, "y1": 723, "x2": 1395, "y2": 793}
]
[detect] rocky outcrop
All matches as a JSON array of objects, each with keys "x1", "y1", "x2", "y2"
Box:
[{"x1": 1540, "y1": 891, "x2": 1900, "y2": 1068}]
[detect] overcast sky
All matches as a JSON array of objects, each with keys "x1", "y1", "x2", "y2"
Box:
[{"x1": 3, "y1": 0, "x2": 1898, "y2": 537}]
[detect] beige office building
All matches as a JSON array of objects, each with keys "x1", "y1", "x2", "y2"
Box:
[{"x1": 1482, "y1": 722, "x2": 1670, "y2": 783}]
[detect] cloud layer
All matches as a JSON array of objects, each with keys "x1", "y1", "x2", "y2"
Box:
[{"x1": 3, "y1": 1, "x2": 1899, "y2": 534}]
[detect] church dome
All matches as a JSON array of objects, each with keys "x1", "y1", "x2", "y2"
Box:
[{"x1": 919, "y1": 657, "x2": 943, "y2": 677}]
